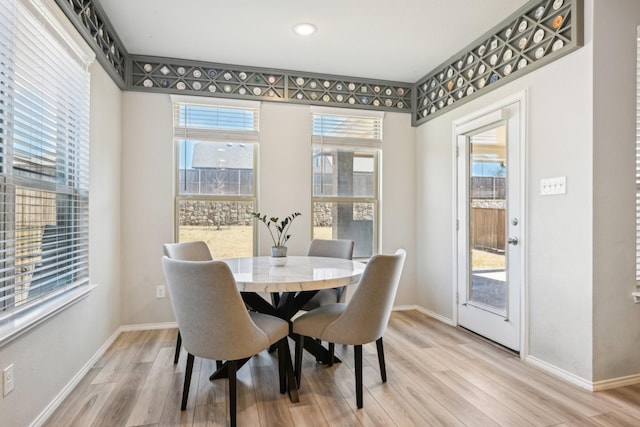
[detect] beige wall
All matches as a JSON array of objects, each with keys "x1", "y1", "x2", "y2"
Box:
[
  {"x1": 417, "y1": 0, "x2": 595, "y2": 380},
  {"x1": 120, "y1": 95, "x2": 417, "y2": 326},
  {"x1": 592, "y1": 0, "x2": 640, "y2": 382},
  {"x1": 0, "y1": 62, "x2": 123, "y2": 426},
  {"x1": 416, "y1": 0, "x2": 640, "y2": 384}
]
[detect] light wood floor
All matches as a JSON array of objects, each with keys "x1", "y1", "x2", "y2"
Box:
[{"x1": 44, "y1": 310, "x2": 640, "y2": 426}]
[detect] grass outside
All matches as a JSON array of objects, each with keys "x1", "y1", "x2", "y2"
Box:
[
  {"x1": 472, "y1": 249, "x2": 505, "y2": 271},
  {"x1": 180, "y1": 225, "x2": 505, "y2": 269},
  {"x1": 179, "y1": 225, "x2": 333, "y2": 258}
]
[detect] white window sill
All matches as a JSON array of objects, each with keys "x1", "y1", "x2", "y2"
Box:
[
  {"x1": 633, "y1": 291, "x2": 640, "y2": 303},
  {"x1": 0, "y1": 284, "x2": 97, "y2": 348}
]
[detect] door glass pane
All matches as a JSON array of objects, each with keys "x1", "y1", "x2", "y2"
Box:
[{"x1": 469, "y1": 125, "x2": 507, "y2": 313}]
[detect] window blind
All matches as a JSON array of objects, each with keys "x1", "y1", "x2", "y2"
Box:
[
  {"x1": 172, "y1": 98, "x2": 260, "y2": 143},
  {"x1": 311, "y1": 107, "x2": 383, "y2": 149},
  {"x1": 0, "y1": 0, "x2": 91, "y2": 318}
]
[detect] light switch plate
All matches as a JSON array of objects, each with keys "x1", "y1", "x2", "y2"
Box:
[{"x1": 540, "y1": 176, "x2": 566, "y2": 196}]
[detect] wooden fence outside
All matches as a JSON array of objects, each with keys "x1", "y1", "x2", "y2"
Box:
[{"x1": 471, "y1": 207, "x2": 505, "y2": 252}]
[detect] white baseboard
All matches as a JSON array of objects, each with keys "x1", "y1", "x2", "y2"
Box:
[
  {"x1": 592, "y1": 373, "x2": 640, "y2": 391},
  {"x1": 525, "y1": 355, "x2": 640, "y2": 391},
  {"x1": 525, "y1": 355, "x2": 594, "y2": 391},
  {"x1": 120, "y1": 321, "x2": 177, "y2": 331},
  {"x1": 393, "y1": 304, "x2": 456, "y2": 326},
  {"x1": 30, "y1": 326, "x2": 124, "y2": 427}
]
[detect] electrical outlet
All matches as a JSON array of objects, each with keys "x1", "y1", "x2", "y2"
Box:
[
  {"x1": 3, "y1": 364, "x2": 14, "y2": 396},
  {"x1": 156, "y1": 285, "x2": 165, "y2": 299}
]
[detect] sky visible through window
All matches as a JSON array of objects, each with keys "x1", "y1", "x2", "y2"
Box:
[{"x1": 473, "y1": 162, "x2": 505, "y2": 177}]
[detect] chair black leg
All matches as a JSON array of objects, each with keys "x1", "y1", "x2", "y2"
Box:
[
  {"x1": 294, "y1": 334, "x2": 303, "y2": 388},
  {"x1": 328, "y1": 342, "x2": 335, "y2": 367},
  {"x1": 280, "y1": 338, "x2": 300, "y2": 403},
  {"x1": 229, "y1": 360, "x2": 237, "y2": 427},
  {"x1": 355, "y1": 345, "x2": 363, "y2": 409},
  {"x1": 376, "y1": 337, "x2": 387, "y2": 382},
  {"x1": 174, "y1": 330, "x2": 182, "y2": 364},
  {"x1": 278, "y1": 339, "x2": 286, "y2": 394},
  {"x1": 181, "y1": 353, "x2": 194, "y2": 410}
]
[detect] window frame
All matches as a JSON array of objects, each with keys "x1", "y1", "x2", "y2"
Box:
[
  {"x1": 0, "y1": 0, "x2": 95, "y2": 345},
  {"x1": 310, "y1": 107, "x2": 383, "y2": 259},
  {"x1": 171, "y1": 96, "x2": 260, "y2": 258}
]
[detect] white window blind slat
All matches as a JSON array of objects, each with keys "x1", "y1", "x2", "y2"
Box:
[
  {"x1": 173, "y1": 102, "x2": 260, "y2": 143},
  {"x1": 312, "y1": 112, "x2": 383, "y2": 149}
]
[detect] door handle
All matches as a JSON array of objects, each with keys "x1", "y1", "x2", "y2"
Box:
[{"x1": 507, "y1": 237, "x2": 519, "y2": 245}]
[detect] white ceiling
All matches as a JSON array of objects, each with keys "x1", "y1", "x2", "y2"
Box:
[{"x1": 98, "y1": 0, "x2": 530, "y2": 83}]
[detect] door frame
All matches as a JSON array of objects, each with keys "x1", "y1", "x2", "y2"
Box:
[{"x1": 451, "y1": 91, "x2": 528, "y2": 357}]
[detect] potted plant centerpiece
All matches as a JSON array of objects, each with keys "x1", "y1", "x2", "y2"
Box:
[{"x1": 251, "y1": 211, "x2": 301, "y2": 266}]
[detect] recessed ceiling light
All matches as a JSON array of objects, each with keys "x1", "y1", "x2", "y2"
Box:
[{"x1": 293, "y1": 23, "x2": 317, "y2": 36}]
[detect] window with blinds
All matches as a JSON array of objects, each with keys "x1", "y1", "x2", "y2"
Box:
[
  {"x1": 0, "y1": 0, "x2": 91, "y2": 319},
  {"x1": 172, "y1": 97, "x2": 259, "y2": 258},
  {"x1": 311, "y1": 107, "x2": 383, "y2": 258}
]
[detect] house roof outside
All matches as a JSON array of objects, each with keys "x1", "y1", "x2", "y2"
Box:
[{"x1": 191, "y1": 142, "x2": 253, "y2": 170}]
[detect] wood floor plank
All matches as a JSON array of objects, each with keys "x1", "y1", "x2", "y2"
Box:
[
  {"x1": 45, "y1": 311, "x2": 640, "y2": 426},
  {"x1": 431, "y1": 370, "x2": 535, "y2": 426},
  {"x1": 250, "y1": 361, "x2": 295, "y2": 425},
  {"x1": 288, "y1": 404, "x2": 330, "y2": 427},
  {"x1": 158, "y1": 372, "x2": 196, "y2": 427},
  {"x1": 44, "y1": 368, "x2": 116, "y2": 427},
  {"x1": 450, "y1": 355, "x2": 564, "y2": 426},
  {"x1": 300, "y1": 356, "x2": 358, "y2": 426},
  {"x1": 133, "y1": 328, "x2": 175, "y2": 363},
  {"x1": 590, "y1": 410, "x2": 640, "y2": 426},
  {"x1": 363, "y1": 364, "x2": 465, "y2": 426},
  {"x1": 92, "y1": 331, "x2": 151, "y2": 384},
  {"x1": 125, "y1": 347, "x2": 176, "y2": 426},
  {"x1": 597, "y1": 385, "x2": 640, "y2": 420},
  {"x1": 457, "y1": 350, "x2": 612, "y2": 425},
  {"x1": 500, "y1": 357, "x2": 614, "y2": 417},
  {"x1": 92, "y1": 362, "x2": 152, "y2": 427},
  {"x1": 386, "y1": 362, "x2": 500, "y2": 427}
]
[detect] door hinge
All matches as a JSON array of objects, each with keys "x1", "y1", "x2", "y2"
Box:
[
  {"x1": 456, "y1": 219, "x2": 459, "y2": 231},
  {"x1": 456, "y1": 292, "x2": 459, "y2": 303}
]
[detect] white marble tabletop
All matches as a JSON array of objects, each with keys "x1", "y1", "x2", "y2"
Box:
[{"x1": 222, "y1": 256, "x2": 366, "y2": 293}]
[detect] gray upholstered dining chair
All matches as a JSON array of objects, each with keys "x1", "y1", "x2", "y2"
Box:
[
  {"x1": 293, "y1": 249, "x2": 406, "y2": 409},
  {"x1": 302, "y1": 239, "x2": 354, "y2": 310},
  {"x1": 161, "y1": 256, "x2": 296, "y2": 426},
  {"x1": 162, "y1": 241, "x2": 212, "y2": 364}
]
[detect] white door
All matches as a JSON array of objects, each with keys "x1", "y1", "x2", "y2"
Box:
[{"x1": 456, "y1": 99, "x2": 523, "y2": 352}]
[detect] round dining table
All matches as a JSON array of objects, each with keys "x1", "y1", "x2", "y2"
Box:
[
  {"x1": 223, "y1": 255, "x2": 366, "y2": 293},
  {"x1": 223, "y1": 255, "x2": 365, "y2": 328},
  {"x1": 211, "y1": 255, "x2": 366, "y2": 382}
]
